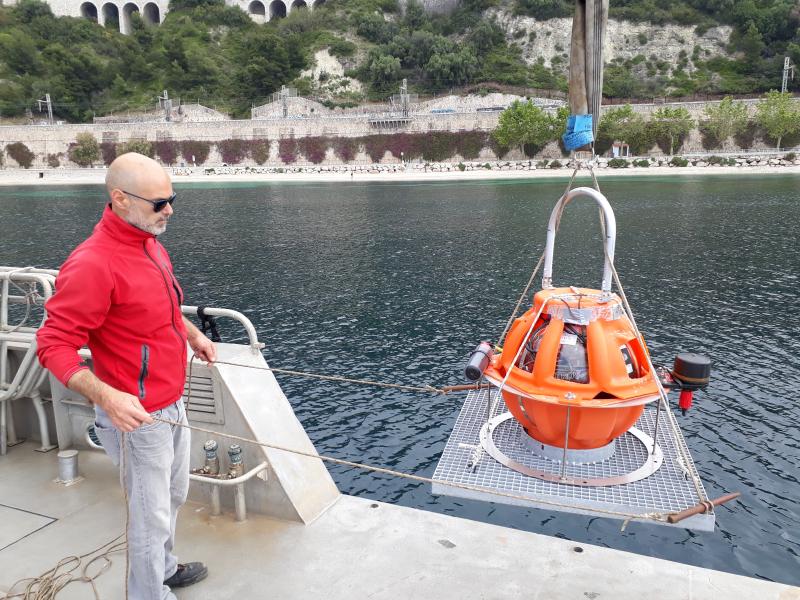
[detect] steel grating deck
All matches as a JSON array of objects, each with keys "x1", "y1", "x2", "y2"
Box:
[{"x1": 432, "y1": 390, "x2": 714, "y2": 531}]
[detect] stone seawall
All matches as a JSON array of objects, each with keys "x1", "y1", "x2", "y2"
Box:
[
  {"x1": 0, "y1": 112, "x2": 499, "y2": 169},
  {"x1": 2, "y1": 98, "x2": 797, "y2": 169}
]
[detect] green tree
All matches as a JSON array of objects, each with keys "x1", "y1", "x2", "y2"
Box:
[
  {"x1": 366, "y1": 52, "x2": 401, "y2": 88},
  {"x1": 228, "y1": 28, "x2": 294, "y2": 116},
  {"x1": 425, "y1": 48, "x2": 478, "y2": 87},
  {"x1": 120, "y1": 139, "x2": 154, "y2": 157},
  {"x1": 68, "y1": 132, "x2": 101, "y2": 167},
  {"x1": 702, "y1": 97, "x2": 748, "y2": 147},
  {"x1": 650, "y1": 107, "x2": 694, "y2": 155},
  {"x1": 596, "y1": 105, "x2": 654, "y2": 155},
  {"x1": 756, "y1": 90, "x2": 800, "y2": 149},
  {"x1": 492, "y1": 100, "x2": 556, "y2": 155}
]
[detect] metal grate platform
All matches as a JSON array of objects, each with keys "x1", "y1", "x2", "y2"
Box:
[{"x1": 432, "y1": 390, "x2": 714, "y2": 531}]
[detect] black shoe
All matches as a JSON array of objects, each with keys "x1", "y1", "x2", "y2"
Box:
[{"x1": 164, "y1": 562, "x2": 208, "y2": 588}]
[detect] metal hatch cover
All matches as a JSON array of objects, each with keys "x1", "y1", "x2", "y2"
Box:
[{"x1": 432, "y1": 390, "x2": 715, "y2": 532}]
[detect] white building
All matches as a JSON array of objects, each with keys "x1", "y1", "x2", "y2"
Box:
[{"x1": 0, "y1": 0, "x2": 327, "y2": 33}]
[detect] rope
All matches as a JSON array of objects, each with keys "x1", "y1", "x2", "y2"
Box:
[
  {"x1": 1, "y1": 536, "x2": 126, "y2": 600},
  {"x1": 587, "y1": 164, "x2": 708, "y2": 503},
  {"x1": 210, "y1": 361, "x2": 443, "y2": 395},
  {"x1": 152, "y1": 414, "x2": 670, "y2": 524}
]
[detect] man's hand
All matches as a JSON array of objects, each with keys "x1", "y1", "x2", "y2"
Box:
[
  {"x1": 183, "y1": 316, "x2": 217, "y2": 366},
  {"x1": 101, "y1": 389, "x2": 154, "y2": 432},
  {"x1": 67, "y1": 369, "x2": 153, "y2": 432},
  {"x1": 190, "y1": 334, "x2": 217, "y2": 366}
]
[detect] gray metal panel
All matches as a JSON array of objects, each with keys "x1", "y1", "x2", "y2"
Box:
[
  {"x1": 432, "y1": 390, "x2": 714, "y2": 531},
  {"x1": 182, "y1": 366, "x2": 225, "y2": 425}
]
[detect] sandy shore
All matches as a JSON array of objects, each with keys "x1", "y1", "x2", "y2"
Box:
[{"x1": 0, "y1": 164, "x2": 798, "y2": 186}]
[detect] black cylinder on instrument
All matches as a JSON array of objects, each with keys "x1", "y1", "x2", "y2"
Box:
[
  {"x1": 465, "y1": 341, "x2": 493, "y2": 381},
  {"x1": 671, "y1": 353, "x2": 711, "y2": 391}
]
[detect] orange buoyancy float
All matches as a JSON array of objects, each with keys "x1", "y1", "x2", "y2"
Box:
[
  {"x1": 482, "y1": 187, "x2": 660, "y2": 450},
  {"x1": 483, "y1": 287, "x2": 660, "y2": 449}
]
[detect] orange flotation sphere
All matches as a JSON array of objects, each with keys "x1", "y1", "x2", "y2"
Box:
[{"x1": 484, "y1": 287, "x2": 660, "y2": 450}]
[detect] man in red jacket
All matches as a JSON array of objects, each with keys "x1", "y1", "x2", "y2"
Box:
[{"x1": 37, "y1": 152, "x2": 216, "y2": 599}]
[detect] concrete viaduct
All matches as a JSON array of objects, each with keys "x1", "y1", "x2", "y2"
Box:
[{"x1": 8, "y1": 0, "x2": 327, "y2": 33}]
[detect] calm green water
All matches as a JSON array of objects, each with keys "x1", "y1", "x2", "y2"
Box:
[{"x1": 2, "y1": 174, "x2": 799, "y2": 585}]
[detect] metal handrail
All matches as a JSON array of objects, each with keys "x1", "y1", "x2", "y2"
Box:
[
  {"x1": 181, "y1": 306, "x2": 264, "y2": 352},
  {"x1": 542, "y1": 187, "x2": 617, "y2": 294},
  {"x1": 0, "y1": 272, "x2": 54, "y2": 402}
]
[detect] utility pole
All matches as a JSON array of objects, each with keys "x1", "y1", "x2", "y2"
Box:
[
  {"x1": 37, "y1": 94, "x2": 53, "y2": 125},
  {"x1": 157, "y1": 90, "x2": 172, "y2": 121},
  {"x1": 782, "y1": 57, "x2": 795, "y2": 93},
  {"x1": 400, "y1": 78, "x2": 410, "y2": 118}
]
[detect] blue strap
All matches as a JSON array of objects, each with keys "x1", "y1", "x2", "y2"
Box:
[{"x1": 562, "y1": 114, "x2": 594, "y2": 151}]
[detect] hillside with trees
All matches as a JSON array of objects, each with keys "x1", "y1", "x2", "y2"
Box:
[{"x1": 0, "y1": 0, "x2": 798, "y2": 123}]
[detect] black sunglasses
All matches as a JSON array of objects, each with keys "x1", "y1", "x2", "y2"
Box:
[{"x1": 122, "y1": 189, "x2": 177, "y2": 213}]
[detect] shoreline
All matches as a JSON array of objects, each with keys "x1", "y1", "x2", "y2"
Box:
[{"x1": 0, "y1": 164, "x2": 798, "y2": 186}]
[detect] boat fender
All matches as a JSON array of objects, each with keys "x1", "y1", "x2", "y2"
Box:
[
  {"x1": 671, "y1": 353, "x2": 712, "y2": 415},
  {"x1": 465, "y1": 341, "x2": 494, "y2": 381}
]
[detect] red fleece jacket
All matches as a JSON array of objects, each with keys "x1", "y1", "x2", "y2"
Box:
[{"x1": 37, "y1": 205, "x2": 188, "y2": 413}]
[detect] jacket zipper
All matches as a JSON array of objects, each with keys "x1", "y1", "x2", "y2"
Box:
[
  {"x1": 142, "y1": 241, "x2": 184, "y2": 347},
  {"x1": 138, "y1": 344, "x2": 150, "y2": 400}
]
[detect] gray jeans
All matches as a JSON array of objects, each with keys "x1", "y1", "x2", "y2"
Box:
[{"x1": 94, "y1": 400, "x2": 190, "y2": 600}]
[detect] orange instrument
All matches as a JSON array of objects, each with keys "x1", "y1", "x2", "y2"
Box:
[{"x1": 482, "y1": 187, "x2": 660, "y2": 450}]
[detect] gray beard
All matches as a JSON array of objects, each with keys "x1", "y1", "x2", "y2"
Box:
[{"x1": 125, "y1": 205, "x2": 167, "y2": 236}]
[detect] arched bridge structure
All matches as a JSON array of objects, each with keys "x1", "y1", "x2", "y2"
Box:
[{"x1": 23, "y1": 0, "x2": 328, "y2": 32}]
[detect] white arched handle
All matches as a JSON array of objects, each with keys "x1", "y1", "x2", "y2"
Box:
[{"x1": 541, "y1": 187, "x2": 616, "y2": 294}]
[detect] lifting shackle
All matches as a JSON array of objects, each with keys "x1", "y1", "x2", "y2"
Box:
[{"x1": 541, "y1": 186, "x2": 617, "y2": 296}]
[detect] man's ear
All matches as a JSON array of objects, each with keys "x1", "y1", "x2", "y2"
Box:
[{"x1": 109, "y1": 189, "x2": 129, "y2": 211}]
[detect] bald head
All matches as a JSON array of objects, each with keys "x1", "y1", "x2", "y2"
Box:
[
  {"x1": 106, "y1": 152, "x2": 171, "y2": 198},
  {"x1": 106, "y1": 152, "x2": 175, "y2": 236}
]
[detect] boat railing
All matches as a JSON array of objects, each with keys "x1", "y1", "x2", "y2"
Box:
[{"x1": 0, "y1": 267, "x2": 57, "y2": 454}]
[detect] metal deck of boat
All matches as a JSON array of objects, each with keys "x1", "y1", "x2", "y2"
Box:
[{"x1": 432, "y1": 389, "x2": 714, "y2": 531}]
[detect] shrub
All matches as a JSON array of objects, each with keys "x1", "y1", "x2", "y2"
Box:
[
  {"x1": 421, "y1": 132, "x2": 456, "y2": 162},
  {"x1": 707, "y1": 156, "x2": 736, "y2": 166},
  {"x1": 384, "y1": 133, "x2": 422, "y2": 162},
  {"x1": 68, "y1": 133, "x2": 100, "y2": 167},
  {"x1": 363, "y1": 135, "x2": 389, "y2": 163},
  {"x1": 549, "y1": 159, "x2": 563, "y2": 168},
  {"x1": 487, "y1": 136, "x2": 510, "y2": 159},
  {"x1": 329, "y1": 38, "x2": 356, "y2": 58},
  {"x1": 298, "y1": 137, "x2": 329, "y2": 164},
  {"x1": 669, "y1": 156, "x2": 689, "y2": 167},
  {"x1": 47, "y1": 153, "x2": 61, "y2": 168},
  {"x1": 332, "y1": 137, "x2": 359, "y2": 162},
  {"x1": 217, "y1": 139, "x2": 248, "y2": 164},
  {"x1": 121, "y1": 139, "x2": 153, "y2": 158},
  {"x1": 278, "y1": 138, "x2": 298, "y2": 164},
  {"x1": 454, "y1": 132, "x2": 488, "y2": 160},
  {"x1": 536, "y1": 159, "x2": 549, "y2": 168},
  {"x1": 457, "y1": 162, "x2": 466, "y2": 171},
  {"x1": 784, "y1": 152, "x2": 796, "y2": 162},
  {"x1": 483, "y1": 162, "x2": 492, "y2": 169},
  {"x1": 154, "y1": 140, "x2": 179, "y2": 165},
  {"x1": 734, "y1": 122, "x2": 759, "y2": 150},
  {"x1": 633, "y1": 159, "x2": 650, "y2": 167},
  {"x1": 698, "y1": 121, "x2": 721, "y2": 151},
  {"x1": 250, "y1": 140, "x2": 270, "y2": 165},
  {"x1": 608, "y1": 158, "x2": 629, "y2": 168},
  {"x1": 180, "y1": 141, "x2": 210, "y2": 165},
  {"x1": 100, "y1": 142, "x2": 117, "y2": 166},
  {"x1": 6, "y1": 142, "x2": 35, "y2": 168}
]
